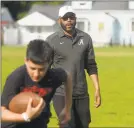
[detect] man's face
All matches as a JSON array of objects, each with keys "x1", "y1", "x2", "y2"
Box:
[
  {"x1": 59, "y1": 12, "x2": 76, "y2": 33},
  {"x1": 25, "y1": 59, "x2": 49, "y2": 82}
]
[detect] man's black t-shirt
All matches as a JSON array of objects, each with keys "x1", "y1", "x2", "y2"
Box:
[{"x1": 1, "y1": 65, "x2": 67, "y2": 128}]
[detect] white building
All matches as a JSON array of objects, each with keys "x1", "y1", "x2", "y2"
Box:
[
  {"x1": 72, "y1": 1, "x2": 134, "y2": 46},
  {"x1": 17, "y1": 12, "x2": 55, "y2": 45},
  {"x1": 3, "y1": 1, "x2": 134, "y2": 46}
]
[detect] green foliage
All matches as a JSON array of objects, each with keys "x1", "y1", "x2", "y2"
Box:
[
  {"x1": 30, "y1": 1, "x2": 47, "y2": 6},
  {"x1": 20, "y1": 1, "x2": 27, "y2": 8},
  {"x1": 30, "y1": 1, "x2": 64, "y2": 6},
  {"x1": 2, "y1": 1, "x2": 65, "y2": 20},
  {"x1": 17, "y1": 11, "x2": 28, "y2": 19},
  {"x1": 2, "y1": 46, "x2": 134, "y2": 127},
  {"x1": 45, "y1": 1, "x2": 64, "y2": 5}
]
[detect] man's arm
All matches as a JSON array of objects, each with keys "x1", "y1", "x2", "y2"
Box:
[
  {"x1": 59, "y1": 71, "x2": 72, "y2": 124},
  {"x1": 85, "y1": 37, "x2": 101, "y2": 108},
  {"x1": 64, "y1": 71, "x2": 72, "y2": 112},
  {"x1": 89, "y1": 74, "x2": 101, "y2": 108}
]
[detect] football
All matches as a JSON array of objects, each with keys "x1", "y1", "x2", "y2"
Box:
[{"x1": 9, "y1": 91, "x2": 42, "y2": 114}]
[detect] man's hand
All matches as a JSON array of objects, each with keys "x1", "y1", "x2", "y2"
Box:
[
  {"x1": 94, "y1": 89, "x2": 101, "y2": 108},
  {"x1": 58, "y1": 107, "x2": 71, "y2": 125},
  {"x1": 26, "y1": 98, "x2": 45, "y2": 120}
]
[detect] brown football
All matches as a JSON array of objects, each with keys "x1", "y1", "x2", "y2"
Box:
[{"x1": 9, "y1": 91, "x2": 42, "y2": 114}]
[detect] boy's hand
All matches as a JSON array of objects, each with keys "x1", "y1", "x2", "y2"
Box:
[{"x1": 26, "y1": 98, "x2": 45, "y2": 120}]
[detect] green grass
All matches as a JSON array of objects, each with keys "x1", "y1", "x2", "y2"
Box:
[{"x1": 1, "y1": 46, "x2": 134, "y2": 127}]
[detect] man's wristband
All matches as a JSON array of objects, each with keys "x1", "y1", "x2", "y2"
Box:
[{"x1": 21, "y1": 113, "x2": 31, "y2": 122}]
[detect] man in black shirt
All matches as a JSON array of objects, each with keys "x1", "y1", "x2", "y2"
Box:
[
  {"x1": 46, "y1": 6, "x2": 101, "y2": 128},
  {"x1": 1, "y1": 39, "x2": 72, "y2": 128}
]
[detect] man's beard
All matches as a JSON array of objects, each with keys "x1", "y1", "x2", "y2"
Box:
[{"x1": 60, "y1": 22, "x2": 76, "y2": 33}]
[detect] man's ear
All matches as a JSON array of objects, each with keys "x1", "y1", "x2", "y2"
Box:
[
  {"x1": 24, "y1": 58, "x2": 28, "y2": 65},
  {"x1": 58, "y1": 18, "x2": 61, "y2": 24}
]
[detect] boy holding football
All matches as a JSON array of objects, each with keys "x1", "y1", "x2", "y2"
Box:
[{"x1": 1, "y1": 39, "x2": 72, "y2": 128}]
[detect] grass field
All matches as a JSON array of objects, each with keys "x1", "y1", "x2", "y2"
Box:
[{"x1": 1, "y1": 46, "x2": 134, "y2": 127}]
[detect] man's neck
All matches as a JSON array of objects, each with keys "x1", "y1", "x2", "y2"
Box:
[{"x1": 63, "y1": 29, "x2": 76, "y2": 38}]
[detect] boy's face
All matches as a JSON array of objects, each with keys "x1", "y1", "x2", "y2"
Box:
[{"x1": 25, "y1": 59, "x2": 49, "y2": 82}]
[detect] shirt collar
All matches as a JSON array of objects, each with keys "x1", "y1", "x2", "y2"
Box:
[{"x1": 58, "y1": 28, "x2": 84, "y2": 38}]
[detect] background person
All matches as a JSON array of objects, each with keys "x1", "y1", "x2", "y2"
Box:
[{"x1": 46, "y1": 6, "x2": 101, "y2": 128}]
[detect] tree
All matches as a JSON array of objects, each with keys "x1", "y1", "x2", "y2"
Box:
[{"x1": 1, "y1": 1, "x2": 65, "y2": 20}]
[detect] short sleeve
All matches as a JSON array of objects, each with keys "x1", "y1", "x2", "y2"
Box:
[{"x1": 1, "y1": 70, "x2": 24, "y2": 108}]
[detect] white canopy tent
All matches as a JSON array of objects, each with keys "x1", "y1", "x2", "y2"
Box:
[{"x1": 17, "y1": 11, "x2": 55, "y2": 26}]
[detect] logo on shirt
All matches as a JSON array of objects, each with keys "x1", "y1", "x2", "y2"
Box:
[
  {"x1": 21, "y1": 86, "x2": 52, "y2": 97},
  {"x1": 78, "y1": 39, "x2": 84, "y2": 45},
  {"x1": 60, "y1": 42, "x2": 64, "y2": 44}
]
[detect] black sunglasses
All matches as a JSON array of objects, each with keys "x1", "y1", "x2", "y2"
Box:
[
  {"x1": 62, "y1": 16, "x2": 76, "y2": 21},
  {"x1": 61, "y1": 12, "x2": 76, "y2": 21}
]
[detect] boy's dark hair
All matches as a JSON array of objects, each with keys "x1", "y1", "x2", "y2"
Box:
[{"x1": 26, "y1": 39, "x2": 53, "y2": 64}]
